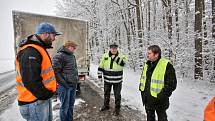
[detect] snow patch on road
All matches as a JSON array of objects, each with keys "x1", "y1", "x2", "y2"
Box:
[
  {"x1": 0, "y1": 96, "x2": 85, "y2": 121},
  {"x1": 0, "y1": 101, "x2": 24, "y2": 121}
]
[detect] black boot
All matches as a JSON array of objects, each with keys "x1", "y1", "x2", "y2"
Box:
[
  {"x1": 100, "y1": 105, "x2": 110, "y2": 111},
  {"x1": 114, "y1": 108, "x2": 120, "y2": 116}
]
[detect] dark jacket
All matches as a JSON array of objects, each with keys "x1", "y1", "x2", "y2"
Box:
[
  {"x1": 141, "y1": 57, "x2": 177, "y2": 109},
  {"x1": 17, "y1": 35, "x2": 54, "y2": 106},
  {"x1": 52, "y1": 46, "x2": 79, "y2": 87}
]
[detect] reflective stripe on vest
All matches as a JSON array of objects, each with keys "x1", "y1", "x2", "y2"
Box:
[
  {"x1": 98, "y1": 52, "x2": 126, "y2": 83},
  {"x1": 15, "y1": 44, "x2": 56, "y2": 102},
  {"x1": 139, "y1": 58, "x2": 170, "y2": 98}
]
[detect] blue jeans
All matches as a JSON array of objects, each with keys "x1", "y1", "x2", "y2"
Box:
[
  {"x1": 19, "y1": 99, "x2": 52, "y2": 121},
  {"x1": 57, "y1": 85, "x2": 76, "y2": 121}
]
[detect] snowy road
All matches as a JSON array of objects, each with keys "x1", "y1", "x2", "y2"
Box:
[
  {"x1": 0, "y1": 71, "x2": 16, "y2": 115},
  {"x1": 0, "y1": 71, "x2": 16, "y2": 94}
]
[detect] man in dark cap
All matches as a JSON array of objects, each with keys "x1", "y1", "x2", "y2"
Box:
[
  {"x1": 98, "y1": 43, "x2": 127, "y2": 115},
  {"x1": 16, "y1": 22, "x2": 61, "y2": 121}
]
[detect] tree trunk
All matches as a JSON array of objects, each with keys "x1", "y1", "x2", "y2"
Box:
[
  {"x1": 185, "y1": 0, "x2": 189, "y2": 36},
  {"x1": 135, "y1": 0, "x2": 143, "y2": 46},
  {"x1": 175, "y1": 0, "x2": 179, "y2": 42},
  {"x1": 167, "y1": 0, "x2": 172, "y2": 40},
  {"x1": 147, "y1": 1, "x2": 151, "y2": 41},
  {"x1": 212, "y1": 0, "x2": 215, "y2": 72},
  {"x1": 194, "y1": 0, "x2": 203, "y2": 79},
  {"x1": 213, "y1": 0, "x2": 215, "y2": 39},
  {"x1": 202, "y1": 0, "x2": 209, "y2": 73},
  {"x1": 165, "y1": 0, "x2": 173, "y2": 59},
  {"x1": 162, "y1": 4, "x2": 167, "y2": 31},
  {"x1": 153, "y1": 0, "x2": 157, "y2": 30}
]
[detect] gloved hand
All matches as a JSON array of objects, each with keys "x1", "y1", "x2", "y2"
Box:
[
  {"x1": 157, "y1": 93, "x2": 168, "y2": 103},
  {"x1": 139, "y1": 83, "x2": 142, "y2": 91}
]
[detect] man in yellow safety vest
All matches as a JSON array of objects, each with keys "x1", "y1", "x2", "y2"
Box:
[
  {"x1": 98, "y1": 43, "x2": 127, "y2": 115},
  {"x1": 139, "y1": 45, "x2": 177, "y2": 121}
]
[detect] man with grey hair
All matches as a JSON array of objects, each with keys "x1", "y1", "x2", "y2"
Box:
[
  {"x1": 98, "y1": 43, "x2": 127, "y2": 116},
  {"x1": 52, "y1": 40, "x2": 79, "y2": 121}
]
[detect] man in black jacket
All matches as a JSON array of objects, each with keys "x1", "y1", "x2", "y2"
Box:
[
  {"x1": 16, "y1": 22, "x2": 61, "y2": 121},
  {"x1": 139, "y1": 45, "x2": 177, "y2": 121},
  {"x1": 52, "y1": 40, "x2": 79, "y2": 121}
]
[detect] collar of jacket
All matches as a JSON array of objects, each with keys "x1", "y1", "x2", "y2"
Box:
[
  {"x1": 19, "y1": 34, "x2": 53, "y2": 49},
  {"x1": 146, "y1": 56, "x2": 161, "y2": 66},
  {"x1": 108, "y1": 51, "x2": 118, "y2": 57}
]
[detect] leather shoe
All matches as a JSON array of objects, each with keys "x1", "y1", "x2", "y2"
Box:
[{"x1": 114, "y1": 108, "x2": 120, "y2": 116}]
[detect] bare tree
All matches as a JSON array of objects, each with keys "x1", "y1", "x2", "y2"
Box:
[
  {"x1": 175, "y1": 0, "x2": 179, "y2": 42},
  {"x1": 163, "y1": 0, "x2": 173, "y2": 59},
  {"x1": 194, "y1": 0, "x2": 203, "y2": 79},
  {"x1": 153, "y1": 0, "x2": 157, "y2": 30},
  {"x1": 212, "y1": 0, "x2": 215, "y2": 72},
  {"x1": 147, "y1": 0, "x2": 151, "y2": 41},
  {"x1": 213, "y1": 0, "x2": 215, "y2": 39}
]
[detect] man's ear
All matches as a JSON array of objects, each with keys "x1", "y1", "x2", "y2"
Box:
[
  {"x1": 46, "y1": 33, "x2": 50, "y2": 37},
  {"x1": 155, "y1": 53, "x2": 159, "y2": 58}
]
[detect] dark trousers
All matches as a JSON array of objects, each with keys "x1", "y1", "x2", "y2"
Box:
[
  {"x1": 57, "y1": 85, "x2": 77, "y2": 121},
  {"x1": 103, "y1": 81, "x2": 122, "y2": 109},
  {"x1": 145, "y1": 107, "x2": 168, "y2": 121}
]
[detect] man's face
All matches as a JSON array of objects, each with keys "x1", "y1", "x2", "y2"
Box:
[
  {"x1": 147, "y1": 50, "x2": 159, "y2": 62},
  {"x1": 41, "y1": 33, "x2": 56, "y2": 46},
  {"x1": 110, "y1": 47, "x2": 118, "y2": 55},
  {"x1": 67, "y1": 45, "x2": 77, "y2": 53}
]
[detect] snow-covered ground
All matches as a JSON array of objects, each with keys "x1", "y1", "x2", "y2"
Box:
[
  {"x1": 0, "y1": 95, "x2": 85, "y2": 121},
  {"x1": 89, "y1": 63, "x2": 215, "y2": 121},
  {"x1": 0, "y1": 63, "x2": 214, "y2": 121}
]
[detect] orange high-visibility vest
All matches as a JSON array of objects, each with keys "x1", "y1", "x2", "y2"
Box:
[
  {"x1": 16, "y1": 44, "x2": 56, "y2": 102},
  {"x1": 204, "y1": 97, "x2": 215, "y2": 121}
]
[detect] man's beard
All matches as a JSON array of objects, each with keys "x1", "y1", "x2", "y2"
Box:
[{"x1": 44, "y1": 38, "x2": 53, "y2": 48}]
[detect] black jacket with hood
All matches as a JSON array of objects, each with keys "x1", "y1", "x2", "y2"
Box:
[
  {"x1": 52, "y1": 46, "x2": 79, "y2": 87},
  {"x1": 17, "y1": 35, "x2": 54, "y2": 106}
]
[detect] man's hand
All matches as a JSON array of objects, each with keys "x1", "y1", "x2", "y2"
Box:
[{"x1": 98, "y1": 76, "x2": 102, "y2": 82}]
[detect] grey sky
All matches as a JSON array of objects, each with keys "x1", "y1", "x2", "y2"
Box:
[{"x1": 0, "y1": 0, "x2": 56, "y2": 59}]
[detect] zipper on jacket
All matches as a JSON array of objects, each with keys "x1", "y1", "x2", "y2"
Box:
[{"x1": 110, "y1": 58, "x2": 114, "y2": 69}]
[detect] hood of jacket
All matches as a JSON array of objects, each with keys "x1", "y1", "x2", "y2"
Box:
[{"x1": 18, "y1": 34, "x2": 53, "y2": 49}]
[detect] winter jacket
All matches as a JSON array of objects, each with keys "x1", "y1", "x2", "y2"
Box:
[
  {"x1": 98, "y1": 51, "x2": 127, "y2": 83},
  {"x1": 141, "y1": 57, "x2": 177, "y2": 109},
  {"x1": 52, "y1": 46, "x2": 79, "y2": 87},
  {"x1": 16, "y1": 35, "x2": 55, "y2": 106}
]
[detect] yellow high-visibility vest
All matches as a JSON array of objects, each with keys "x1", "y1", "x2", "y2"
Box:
[
  {"x1": 99, "y1": 52, "x2": 126, "y2": 71},
  {"x1": 139, "y1": 58, "x2": 170, "y2": 98}
]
